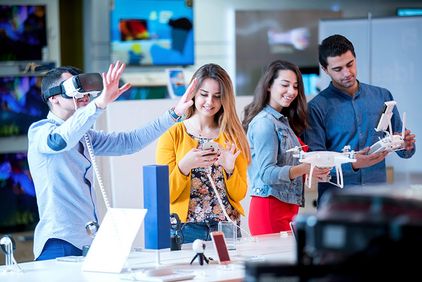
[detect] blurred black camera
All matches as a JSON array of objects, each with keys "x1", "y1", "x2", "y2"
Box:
[
  {"x1": 170, "y1": 213, "x2": 183, "y2": 251},
  {"x1": 245, "y1": 187, "x2": 422, "y2": 281}
]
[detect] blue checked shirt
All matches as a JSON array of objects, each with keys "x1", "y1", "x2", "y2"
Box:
[{"x1": 303, "y1": 82, "x2": 415, "y2": 204}]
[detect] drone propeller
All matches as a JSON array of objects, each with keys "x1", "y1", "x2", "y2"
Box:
[{"x1": 286, "y1": 144, "x2": 308, "y2": 153}]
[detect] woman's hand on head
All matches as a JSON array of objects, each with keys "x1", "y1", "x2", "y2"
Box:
[{"x1": 95, "y1": 61, "x2": 132, "y2": 109}]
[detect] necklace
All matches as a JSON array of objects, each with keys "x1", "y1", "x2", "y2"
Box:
[{"x1": 186, "y1": 119, "x2": 219, "y2": 138}]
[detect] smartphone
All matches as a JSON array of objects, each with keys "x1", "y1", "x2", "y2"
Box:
[
  {"x1": 202, "y1": 141, "x2": 220, "y2": 156},
  {"x1": 210, "y1": 231, "x2": 231, "y2": 264},
  {"x1": 375, "y1": 101, "x2": 396, "y2": 132}
]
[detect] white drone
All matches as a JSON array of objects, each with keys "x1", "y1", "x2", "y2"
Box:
[
  {"x1": 368, "y1": 101, "x2": 406, "y2": 155},
  {"x1": 287, "y1": 145, "x2": 356, "y2": 189}
]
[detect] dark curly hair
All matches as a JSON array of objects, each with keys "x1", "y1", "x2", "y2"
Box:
[{"x1": 319, "y1": 34, "x2": 355, "y2": 69}]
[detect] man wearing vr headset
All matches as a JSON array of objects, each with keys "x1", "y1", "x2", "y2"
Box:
[{"x1": 27, "y1": 61, "x2": 195, "y2": 260}]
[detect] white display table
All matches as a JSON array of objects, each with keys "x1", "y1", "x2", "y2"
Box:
[{"x1": 0, "y1": 232, "x2": 295, "y2": 282}]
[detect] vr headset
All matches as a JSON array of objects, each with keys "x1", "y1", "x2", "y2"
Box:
[{"x1": 43, "y1": 73, "x2": 103, "y2": 103}]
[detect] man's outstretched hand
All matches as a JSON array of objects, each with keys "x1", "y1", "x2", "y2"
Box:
[
  {"x1": 95, "y1": 61, "x2": 131, "y2": 109},
  {"x1": 173, "y1": 78, "x2": 198, "y2": 116}
]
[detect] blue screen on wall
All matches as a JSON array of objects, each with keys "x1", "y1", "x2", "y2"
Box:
[
  {"x1": 110, "y1": 0, "x2": 194, "y2": 66},
  {"x1": 0, "y1": 152, "x2": 39, "y2": 233},
  {"x1": 396, "y1": 8, "x2": 422, "y2": 17},
  {"x1": 0, "y1": 4, "x2": 47, "y2": 62},
  {"x1": 0, "y1": 75, "x2": 48, "y2": 137}
]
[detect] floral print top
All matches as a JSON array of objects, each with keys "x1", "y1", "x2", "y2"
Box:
[{"x1": 186, "y1": 135, "x2": 240, "y2": 223}]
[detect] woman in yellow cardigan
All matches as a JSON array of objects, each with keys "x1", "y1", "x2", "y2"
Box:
[{"x1": 156, "y1": 64, "x2": 251, "y2": 243}]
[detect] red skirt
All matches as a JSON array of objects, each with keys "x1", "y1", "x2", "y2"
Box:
[{"x1": 248, "y1": 196, "x2": 299, "y2": 235}]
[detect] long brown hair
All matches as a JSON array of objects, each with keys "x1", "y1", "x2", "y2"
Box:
[
  {"x1": 187, "y1": 64, "x2": 251, "y2": 163},
  {"x1": 242, "y1": 60, "x2": 308, "y2": 136}
]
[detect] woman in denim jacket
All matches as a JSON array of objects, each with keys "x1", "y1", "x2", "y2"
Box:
[{"x1": 242, "y1": 60, "x2": 330, "y2": 235}]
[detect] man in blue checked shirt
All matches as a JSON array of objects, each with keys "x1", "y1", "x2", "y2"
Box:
[{"x1": 303, "y1": 34, "x2": 416, "y2": 207}]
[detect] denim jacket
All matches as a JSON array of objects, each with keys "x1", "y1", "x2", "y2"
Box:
[{"x1": 247, "y1": 105, "x2": 304, "y2": 206}]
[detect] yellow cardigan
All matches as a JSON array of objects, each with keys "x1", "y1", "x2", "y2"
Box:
[{"x1": 155, "y1": 122, "x2": 248, "y2": 223}]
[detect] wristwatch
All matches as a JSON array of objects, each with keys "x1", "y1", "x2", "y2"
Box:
[{"x1": 169, "y1": 107, "x2": 184, "y2": 122}]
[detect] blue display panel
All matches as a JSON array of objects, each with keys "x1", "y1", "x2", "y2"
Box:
[
  {"x1": 0, "y1": 75, "x2": 48, "y2": 137},
  {"x1": 0, "y1": 4, "x2": 47, "y2": 62},
  {"x1": 0, "y1": 152, "x2": 39, "y2": 233},
  {"x1": 110, "y1": 0, "x2": 194, "y2": 66}
]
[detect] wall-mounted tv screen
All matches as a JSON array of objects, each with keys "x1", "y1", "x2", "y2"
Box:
[
  {"x1": 396, "y1": 8, "x2": 422, "y2": 16},
  {"x1": 0, "y1": 75, "x2": 48, "y2": 137},
  {"x1": 301, "y1": 67, "x2": 320, "y2": 97},
  {"x1": 235, "y1": 10, "x2": 341, "y2": 95},
  {"x1": 302, "y1": 73, "x2": 320, "y2": 97},
  {"x1": 0, "y1": 4, "x2": 48, "y2": 62},
  {"x1": 0, "y1": 152, "x2": 39, "y2": 233},
  {"x1": 110, "y1": 0, "x2": 194, "y2": 67}
]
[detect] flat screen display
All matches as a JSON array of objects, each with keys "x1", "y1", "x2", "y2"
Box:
[
  {"x1": 235, "y1": 10, "x2": 341, "y2": 95},
  {"x1": 0, "y1": 4, "x2": 47, "y2": 62},
  {"x1": 166, "y1": 68, "x2": 187, "y2": 98},
  {"x1": 110, "y1": 0, "x2": 194, "y2": 66},
  {"x1": 0, "y1": 75, "x2": 48, "y2": 137},
  {"x1": 396, "y1": 8, "x2": 422, "y2": 17},
  {"x1": 0, "y1": 152, "x2": 39, "y2": 233},
  {"x1": 301, "y1": 67, "x2": 320, "y2": 97}
]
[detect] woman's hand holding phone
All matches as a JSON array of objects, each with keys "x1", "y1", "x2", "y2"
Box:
[{"x1": 178, "y1": 142, "x2": 220, "y2": 175}]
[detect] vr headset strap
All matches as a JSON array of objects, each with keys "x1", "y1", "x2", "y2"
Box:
[{"x1": 43, "y1": 85, "x2": 62, "y2": 102}]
